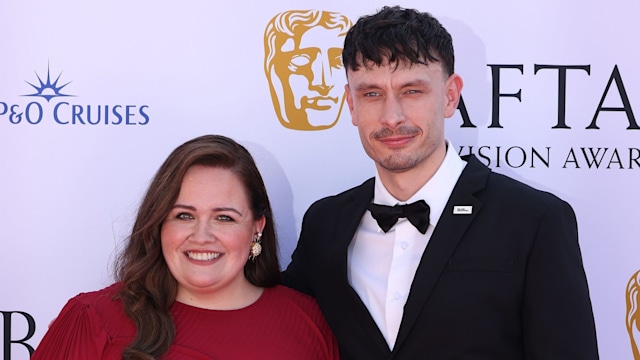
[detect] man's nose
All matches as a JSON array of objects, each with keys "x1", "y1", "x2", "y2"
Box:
[{"x1": 380, "y1": 95, "x2": 406, "y2": 127}]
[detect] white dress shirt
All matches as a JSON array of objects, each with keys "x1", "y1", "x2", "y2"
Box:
[{"x1": 347, "y1": 140, "x2": 466, "y2": 349}]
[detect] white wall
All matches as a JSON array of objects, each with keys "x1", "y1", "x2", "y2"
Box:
[{"x1": 1, "y1": 1, "x2": 638, "y2": 358}]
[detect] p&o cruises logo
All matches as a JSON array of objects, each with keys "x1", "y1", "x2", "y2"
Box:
[{"x1": 1, "y1": 63, "x2": 150, "y2": 126}]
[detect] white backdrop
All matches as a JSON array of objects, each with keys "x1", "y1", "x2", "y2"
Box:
[{"x1": 1, "y1": 1, "x2": 638, "y2": 359}]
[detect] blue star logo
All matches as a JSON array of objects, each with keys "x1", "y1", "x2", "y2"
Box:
[{"x1": 23, "y1": 64, "x2": 74, "y2": 102}]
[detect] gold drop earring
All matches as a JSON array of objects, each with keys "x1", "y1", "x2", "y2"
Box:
[{"x1": 249, "y1": 232, "x2": 262, "y2": 261}]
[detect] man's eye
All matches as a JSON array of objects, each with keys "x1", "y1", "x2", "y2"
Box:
[{"x1": 364, "y1": 92, "x2": 379, "y2": 97}]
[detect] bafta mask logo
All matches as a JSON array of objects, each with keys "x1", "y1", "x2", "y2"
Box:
[
  {"x1": 628, "y1": 270, "x2": 640, "y2": 359},
  {"x1": 264, "y1": 10, "x2": 352, "y2": 131}
]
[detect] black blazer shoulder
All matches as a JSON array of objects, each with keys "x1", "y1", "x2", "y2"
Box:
[
  {"x1": 459, "y1": 154, "x2": 575, "y2": 217},
  {"x1": 303, "y1": 154, "x2": 574, "y2": 231},
  {"x1": 307, "y1": 177, "x2": 374, "y2": 212}
]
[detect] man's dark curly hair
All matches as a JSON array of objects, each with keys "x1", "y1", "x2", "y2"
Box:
[{"x1": 342, "y1": 5, "x2": 455, "y2": 76}]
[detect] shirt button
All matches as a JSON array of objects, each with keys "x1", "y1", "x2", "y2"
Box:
[
  {"x1": 400, "y1": 241, "x2": 409, "y2": 249},
  {"x1": 393, "y1": 292, "x2": 402, "y2": 300}
]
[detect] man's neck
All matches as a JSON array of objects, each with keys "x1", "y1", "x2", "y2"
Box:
[{"x1": 376, "y1": 144, "x2": 447, "y2": 202}]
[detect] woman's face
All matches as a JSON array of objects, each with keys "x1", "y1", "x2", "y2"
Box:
[{"x1": 161, "y1": 165, "x2": 265, "y2": 303}]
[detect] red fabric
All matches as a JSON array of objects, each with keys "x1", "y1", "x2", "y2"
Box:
[{"x1": 32, "y1": 283, "x2": 339, "y2": 359}]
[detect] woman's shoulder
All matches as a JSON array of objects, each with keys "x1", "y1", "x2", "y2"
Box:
[
  {"x1": 70, "y1": 282, "x2": 123, "y2": 310},
  {"x1": 265, "y1": 285, "x2": 322, "y2": 312},
  {"x1": 65, "y1": 282, "x2": 133, "y2": 334},
  {"x1": 267, "y1": 284, "x2": 313, "y2": 298},
  {"x1": 259, "y1": 286, "x2": 338, "y2": 358},
  {"x1": 32, "y1": 283, "x2": 133, "y2": 360}
]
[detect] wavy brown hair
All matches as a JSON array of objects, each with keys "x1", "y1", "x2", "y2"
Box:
[{"x1": 114, "y1": 134, "x2": 280, "y2": 359}]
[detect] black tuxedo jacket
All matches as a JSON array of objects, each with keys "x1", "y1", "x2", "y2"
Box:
[{"x1": 282, "y1": 155, "x2": 598, "y2": 359}]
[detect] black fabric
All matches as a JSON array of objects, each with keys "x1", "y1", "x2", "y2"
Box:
[{"x1": 367, "y1": 200, "x2": 430, "y2": 234}]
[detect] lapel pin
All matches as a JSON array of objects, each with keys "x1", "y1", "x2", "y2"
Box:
[{"x1": 453, "y1": 206, "x2": 473, "y2": 215}]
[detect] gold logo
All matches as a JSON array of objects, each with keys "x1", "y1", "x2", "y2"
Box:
[
  {"x1": 264, "y1": 10, "x2": 352, "y2": 130},
  {"x1": 628, "y1": 270, "x2": 640, "y2": 359}
]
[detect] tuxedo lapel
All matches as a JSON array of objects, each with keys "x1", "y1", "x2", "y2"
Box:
[
  {"x1": 394, "y1": 155, "x2": 491, "y2": 350},
  {"x1": 331, "y1": 178, "x2": 393, "y2": 356}
]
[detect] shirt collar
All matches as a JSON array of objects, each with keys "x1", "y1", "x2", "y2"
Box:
[{"x1": 373, "y1": 139, "x2": 466, "y2": 227}]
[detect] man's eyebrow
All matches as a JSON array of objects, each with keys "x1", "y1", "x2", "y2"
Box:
[
  {"x1": 400, "y1": 79, "x2": 432, "y2": 88},
  {"x1": 352, "y1": 79, "x2": 431, "y2": 91},
  {"x1": 352, "y1": 82, "x2": 380, "y2": 91}
]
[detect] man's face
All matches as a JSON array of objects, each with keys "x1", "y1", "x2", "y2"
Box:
[
  {"x1": 271, "y1": 26, "x2": 346, "y2": 130},
  {"x1": 345, "y1": 61, "x2": 462, "y2": 175}
]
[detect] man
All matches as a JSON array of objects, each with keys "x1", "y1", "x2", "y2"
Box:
[
  {"x1": 264, "y1": 10, "x2": 352, "y2": 130},
  {"x1": 282, "y1": 6, "x2": 599, "y2": 359}
]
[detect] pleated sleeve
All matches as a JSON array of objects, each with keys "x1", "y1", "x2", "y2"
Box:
[{"x1": 31, "y1": 296, "x2": 109, "y2": 360}]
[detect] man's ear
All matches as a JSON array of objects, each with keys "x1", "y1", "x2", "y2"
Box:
[{"x1": 444, "y1": 74, "x2": 463, "y2": 118}]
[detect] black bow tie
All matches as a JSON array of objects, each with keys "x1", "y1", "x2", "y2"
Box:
[{"x1": 367, "y1": 200, "x2": 430, "y2": 234}]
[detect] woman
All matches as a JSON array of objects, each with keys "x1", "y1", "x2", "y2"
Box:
[{"x1": 32, "y1": 135, "x2": 339, "y2": 359}]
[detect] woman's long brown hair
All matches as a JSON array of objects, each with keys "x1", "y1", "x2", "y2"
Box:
[{"x1": 114, "y1": 135, "x2": 280, "y2": 359}]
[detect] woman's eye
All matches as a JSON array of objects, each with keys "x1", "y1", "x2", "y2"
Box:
[
  {"x1": 177, "y1": 213, "x2": 193, "y2": 220},
  {"x1": 216, "y1": 215, "x2": 234, "y2": 222}
]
